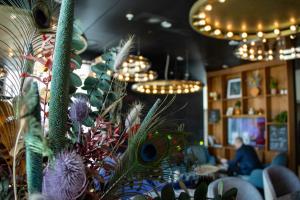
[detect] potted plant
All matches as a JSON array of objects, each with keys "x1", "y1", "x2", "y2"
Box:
[
  {"x1": 248, "y1": 70, "x2": 261, "y2": 97},
  {"x1": 234, "y1": 101, "x2": 241, "y2": 115},
  {"x1": 270, "y1": 78, "x2": 278, "y2": 95}
]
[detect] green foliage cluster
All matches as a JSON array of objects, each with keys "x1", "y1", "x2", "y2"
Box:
[
  {"x1": 134, "y1": 182, "x2": 237, "y2": 200},
  {"x1": 274, "y1": 111, "x2": 288, "y2": 125}
]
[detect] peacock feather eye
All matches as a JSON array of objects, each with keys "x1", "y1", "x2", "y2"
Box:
[{"x1": 32, "y1": 0, "x2": 51, "y2": 29}]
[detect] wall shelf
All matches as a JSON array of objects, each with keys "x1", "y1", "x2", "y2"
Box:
[{"x1": 207, "y1": 60, "x2": 295, "y2": 170}]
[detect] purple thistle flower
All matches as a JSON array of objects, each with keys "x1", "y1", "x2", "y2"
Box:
[
  {"x1": 42, "y1": 151, "x2": 87, "y2": 200},
  {"x1": 69, "y1": 97, "x2": 89, "y2": 123}
]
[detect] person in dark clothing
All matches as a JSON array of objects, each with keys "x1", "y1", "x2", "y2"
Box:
[{"x1": 221, "y1": 137, "x2": 262, "y2": 175}]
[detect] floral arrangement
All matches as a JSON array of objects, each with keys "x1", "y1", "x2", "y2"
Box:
[{"x1": 0, "y1": 0, "x2": 188, "y2": 199}]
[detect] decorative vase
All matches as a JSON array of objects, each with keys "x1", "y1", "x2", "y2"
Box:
[
  {"x1": 250, "y1": 87, "x2": 260, "y2": 97},
  {"x1": 234, "y1": 108, "x2": 241, "y2": 115},
  {"x1": 271, "y1": 88, "x2": 277, "y2": 95}
]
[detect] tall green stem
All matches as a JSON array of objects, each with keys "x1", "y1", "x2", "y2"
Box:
[{"x1": 48, "y1": 0, "x2": 74, "y2": 153}]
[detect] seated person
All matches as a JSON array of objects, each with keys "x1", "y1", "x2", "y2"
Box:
[{"x1": 221, "y1": 137, "x2": 262, "y2": 175}]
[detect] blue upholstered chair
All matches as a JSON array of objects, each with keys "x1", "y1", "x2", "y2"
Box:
[
  {"x1": 247, "y1": 152, "x2": 287, "y2": 189},
  {"x1": 263, "y1": 166, "x2": 300, "y2": 200}
]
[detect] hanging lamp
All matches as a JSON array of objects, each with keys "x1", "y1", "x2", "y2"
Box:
[
  {"x1": 189, "y1": 0, "x2": 300, "y2": 41},
  {"x1": 131, "y1": 54, "x2": 203, "y2": 95},
  {"x1": 235, "y1": 36, "x2": 300, "y2": 61}
]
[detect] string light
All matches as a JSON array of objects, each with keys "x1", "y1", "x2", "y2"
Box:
[
  {"x1": 118, "y1": 55, "x2": 151, "y2": 74},
  {"x1": 227, "y1": 32, "x2": 234, "y2": 38}
]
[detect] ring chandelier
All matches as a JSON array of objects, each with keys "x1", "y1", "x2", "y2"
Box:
[
  {"x1": 235, "y1": 37, "x2": 300, "y2": 61},
  {"x1": 108, "y1": 70, "x2": 158, "y2": 82},
  {"x1": 132, "y1": 80, "x2": 203, "y2": 95},
  {"x1": 118, "y1": 54, "x2": 151, "y2": 74},
  {"x1": 190, "y1": 0, "x2": 300, "y2": 41}
]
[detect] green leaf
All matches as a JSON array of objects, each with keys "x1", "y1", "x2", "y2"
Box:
[
  {"x1": 89, "y1": 89, "x2": 103, "y2": 98},
  {"x1": 161, "y1": 184, "x2": 175, "y2": 200},
  {"x1": 221, "y1": 188, "x2": 238, "y2": 200},
  {"x1": 70, "y1": 72, "x2": 82, "y2": 87},
  {"x1": 98, "y1": 80, "x2": 111, "y2": 91},
  {"x1": 90, "y1": 95, "x2": 102, "y2": 108},
  {"x1": 82, "y1": 116, "x2": 95, "y2": 127},
  {"x1": 107, "y1": 92, "x2": 116, "y2": 102},
  {"x1": 84, "y1": 77, "x2": 98, "y2": 87},
  {"x1": 178, "y1": 192, "x2": 190, "y2": 200},
  {"x1": 194, "y1": 182, "x2": 208, "y2": 200},
  {"x1": 91, "y1": 63, "x2": 109, "y2": 75},
  {"x1": 71, "y1": 53, "x2": 82, "y2": 69}
]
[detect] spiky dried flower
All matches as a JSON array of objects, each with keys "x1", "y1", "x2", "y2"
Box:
[
  {"x1": 42, "y1": 151, "x2": 87, "y2": 200},
  {"x1": 69, "y1": 96, "x2": 89, "y2": 123}
]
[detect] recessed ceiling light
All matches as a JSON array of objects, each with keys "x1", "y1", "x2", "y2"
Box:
[
  {"x1": 161, "y1": 21, "x2": 172, "y2": 28},
  {"x1": 148, "y1": 17, "x2": 161, "y2": 24},
  {"x1": 176, "y1": 56, "x2": 184, "y2": 61},
  {"x1": 126, "y1": 13, "x2": 134, "y2": 21}
]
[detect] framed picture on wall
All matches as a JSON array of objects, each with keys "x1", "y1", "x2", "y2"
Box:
[{"x1": 227, "y1": 78, "x2": 242, "y2": 99}]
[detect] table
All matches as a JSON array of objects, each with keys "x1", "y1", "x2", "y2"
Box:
[{"x1": 277, "y1": 191, "x2": 300, "y2": 200}]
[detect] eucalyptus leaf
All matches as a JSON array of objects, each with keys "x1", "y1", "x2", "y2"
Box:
[
  {"x1": 90, "y1": 95, "x2": 103, "y2": 108},
  {"x1": 71, "y1": 53, "x2": 82, "y2": 69},
  {"x1": 194, "y1": 182, "x2": 208, "y2": 200},
  {"x1": 82, "y1": 116, "x2": 95, "y2": 127},
  {"x1": 70, "y1": 72, "x2": 82, "y2": 87},
  {"x1": 98, "y1": 81, "x2": 111, "y2": 91},
  {"x1": 84, "y1": 77, "x2": 98, "y2": 87},
  {"x1": 89, "y1": 88, "x2": 103, "y2": 97},
  {"x1": 161, "y1": 184, "x2": 175, "y2": 200},
  {"x1": 92, "y1": 63, "x2": 109, "y2": 75}
]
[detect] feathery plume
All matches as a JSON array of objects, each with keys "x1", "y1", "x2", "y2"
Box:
[
  {"x1": 125, "y1": 102, "x2": 143, "y2": 134},
  {"x1": 113, "y1": 36, "x2": 134, "y2": 71}
]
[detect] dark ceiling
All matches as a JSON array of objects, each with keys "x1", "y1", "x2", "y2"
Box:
[{"x1": 74, "y1": 0, "x2": 248, "y2": 75}]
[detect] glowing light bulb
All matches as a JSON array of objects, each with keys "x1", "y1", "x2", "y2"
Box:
[
  {"x1": 198, "y1": 12, "x2": 206, "y2": 19},
  {"x1": 274, "y1": 29, "x2": 280, "y2": 35},
  {"x1": 241, "y1": 32, "x2": 248, "y2": 38},
  {"x1": 258, "y1": 55, "x2": 263, "y2": 60},
  {"x1": 257, "y1": 31, "x2": 264, "y2": 37},
  {"x1": 204, "y1": 25, "x2": 211, "y2": 31},
  {"x1": 214, "y1": 29, "x2": 221, "y2": 35},
  {"x1": 205, "y1": 4, "x2": 212, "y2": 11},
  {"x1": 227, "y1": 32, "x2": 233, "y2": 38}
]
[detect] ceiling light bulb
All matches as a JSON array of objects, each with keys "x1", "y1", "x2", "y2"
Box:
[
  {"x1": 274, "y1": 29, "x2": 280, "y2": 35},
  {"x1": 126, "y1": 13, "x2": 134, "y2": 21},
  {"x1": 241, "y1": 32, "x2": 248, "y2": 38},
  {"x1": 263, "y1": 38, "x2": 267, "y2": 43},
  {"x1": 204, "y1": 25, "x2": 211, "y2": 31},
  {"x1": 290, "y1": 35, "x2": 296, "y2": 39},
  {"x1": 199, "y1": 20, "x2": 206, "y2": 25},
  {"x1": 257, "y1": 31, "x2": 264, "y2": 37},
  {"x1": 250, "y1": 55, "x2": 255, "y2": 60},
  {"x1": 268, "y1": 55, "x2": 273, "y2": 60},
  {"x1": 161, "y1": 21, "x2": 172, "y2": 28},
  {"x1": 214, "y1": 29, "x2": 221, "y2": 35},
  {"x1": 219, "y1": 0, "x2": 226, "y2": 2},
  {"x1": 290, "y1": 25, "x2": 297, "y2": 31},
  {"x1": 227, "y1": 32, "x2": 233, "y2": 38},
  {"x1": 199, "y1": 12, "x2": 206, "y2": 19},
  {"x1": 250, "y1": 41, "x2": 255, "y2": 46},
  {"x1": 205, "y1": 4, "x2": 213, "y2": 11},
  {"x1": 258, "y1": 55, "x2": 263, "y2": 60}
]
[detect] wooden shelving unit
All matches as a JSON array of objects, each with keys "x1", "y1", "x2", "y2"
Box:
[{"x1": 207, "y1": 61, "x2": 296, "y2": 170}]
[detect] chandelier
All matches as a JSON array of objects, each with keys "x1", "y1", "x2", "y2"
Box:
[
  {"x1": 109, "y1": 70, "x2": 158, "y2": 82},
  {"x1": 235, "y1": 37, "x2": 300, "y2": 61},
  {"x1": 189, "y1": 0, "x2": 300, "y2": 41},
  {"x1": 118, "y1": 54, "x2": 151, "y2": 74},
  {"x1": 132, "y1": 80, "x2": 203, "y2": 94}
]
